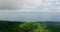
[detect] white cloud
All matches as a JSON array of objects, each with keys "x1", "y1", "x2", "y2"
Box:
[
  {"x1": 21, "y1": 0, "x2": 43, "y2": 8},
  {"x1": 0, "y1": 0, "x2": 43, "y2": 10},
  {"x1": 0, "y1": 0, "x2": 60, "y2": 12},
  {"x1": 57, "y1": 7, "x2": 60, "y2": 11}
]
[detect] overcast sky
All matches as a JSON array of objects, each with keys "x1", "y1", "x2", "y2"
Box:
[
  {"x1": 0, "y1": 0, "x2": 60, "y2": 12},
  {"x1": 0, "y1": 0, "x2": 60, "y2": 21}
]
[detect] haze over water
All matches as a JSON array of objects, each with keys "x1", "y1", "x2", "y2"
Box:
[{"x1": 0, "y1": 12, "x2": 60, "y2": 21}]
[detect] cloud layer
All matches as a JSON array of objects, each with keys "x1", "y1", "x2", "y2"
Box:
[{"x1": 0, "y1": 0, "x2": 60, "y2": 12}]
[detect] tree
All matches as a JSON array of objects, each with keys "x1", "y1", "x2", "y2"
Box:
[{"x1": 16, "y1": 22, "x2": 50, "y2": 32}]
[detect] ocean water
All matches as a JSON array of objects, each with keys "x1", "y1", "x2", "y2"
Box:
[{"x1": 0, "y1": 12, "x2": 60, "y2": 21}]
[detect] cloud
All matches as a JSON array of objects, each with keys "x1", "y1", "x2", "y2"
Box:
[
  {"x1": 0, "y1": 0, "x2": 60, "y2": 12},
  {"x1": 21, "y1": 0, "x2": 43, "y2": 8},
  {"x1": 0, "y1": 0, "x2": 43, "y2": 10}
]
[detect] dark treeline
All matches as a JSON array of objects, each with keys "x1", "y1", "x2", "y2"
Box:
[{"x1": 0, "y1": 20, "x2": 60, "y2": 32}]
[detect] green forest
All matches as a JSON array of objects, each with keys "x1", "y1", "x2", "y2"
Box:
[{"x1": 0, "y1": 20, "x2": 60, "y2": 32}]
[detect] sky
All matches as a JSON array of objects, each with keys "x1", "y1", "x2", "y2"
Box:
[
  {"x1": 0, "y1": 0, "x2": 60, "y2": 12},
  {"x1": 0, "y1": 0, "x2": 60, "y2": 21}
]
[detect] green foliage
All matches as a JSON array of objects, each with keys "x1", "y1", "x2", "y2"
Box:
[
  {"x1": 0, "y1": 20, "x2": 60, "y2": 32},
  {"x1": 0, "y1": 21, "x2": 23, "y2": 32},
  {"x1": 17, "y1": 22, "x2": 50, "y2": 32}
]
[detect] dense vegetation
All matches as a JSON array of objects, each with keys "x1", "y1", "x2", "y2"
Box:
[{"x1": 0, "y1": 20, "x2": 60, "y2": 32}]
